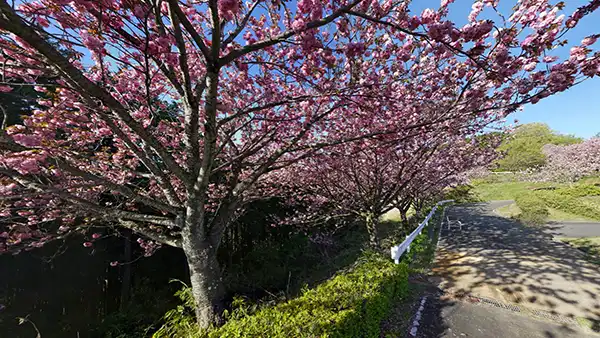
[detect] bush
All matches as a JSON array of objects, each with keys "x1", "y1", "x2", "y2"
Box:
[
  {"x1": 515, "y1": 193, "x2": 549, "y2": 225},
  {"x1": 554, "y1": 184, "x2": 600, "y2": 198},
  {"x1": 536, "y1": 190, "x2": 600, "y2": 221},
  {"x1": 444, "y1": 185, "x2": 481, "y2": 203},
  {"x1": 154, "y1": 252, "x2": 409, "y2": 338}
]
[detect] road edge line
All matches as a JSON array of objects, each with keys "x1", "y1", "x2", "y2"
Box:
[{"x1": 409, "y1": 296, "x2": 428, "y2": 337}]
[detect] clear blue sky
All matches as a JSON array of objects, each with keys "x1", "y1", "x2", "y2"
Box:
[
  {"x1": 75, "y1": 0, "x2": 600, "y2": 137},
  {"x1": 411, "y1": 0, "x2": 600, "y2": 138}
]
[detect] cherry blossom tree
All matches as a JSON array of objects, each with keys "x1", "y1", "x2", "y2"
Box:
[
  {"x1": 0, "y1": 0, "x2": 599, "y2": 327},
  {"x1": 539, "y1": 138, "x2": 600, "y2": 182},
  {"x1": 286, "y1": 134, "x2": 495, "y2": 246}
]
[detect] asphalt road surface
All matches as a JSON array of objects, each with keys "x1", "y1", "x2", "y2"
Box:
[
  {"x1": 492, "y1": 199, "x2": 600, "y2": 238},
  {"x1": 415, "y1": 202, "x2": 600, "y2": 338},
  {"x1": 543, "y1": 221, "x2": 600, "y2": 238}
]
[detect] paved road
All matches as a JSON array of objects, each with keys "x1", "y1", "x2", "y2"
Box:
[
  {"x1": 416, "y1": 202, "x2": 600, "y2": 337},
  {"x1": 416, "y1": 293, "x2": 598, "y2": 338},
  {"x1": 492, "y1": 199, "x2": 600, "y2": 238},
  {"x1": 544, "y1": 221, "x2": 600, "y2": 238}
]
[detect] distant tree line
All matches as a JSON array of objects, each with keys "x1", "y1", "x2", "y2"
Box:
[{"x1": 494, "y1": 123, "x2": 582, "y2": 171}]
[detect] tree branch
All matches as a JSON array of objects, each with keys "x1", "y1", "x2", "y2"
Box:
[
  {"x1": 219, "y1": 0, "x2": 363, "y2": 65},
  {"x1": 166, "y1": 0, "x2": 212, "y2": 61},
  {"x1": 0, "y1": 2, "x2": 189, "y2": 184},
  {"x1": 119, "y1": 219, "x2": 182, "y2": 248},
  {"x1": 0, "y1": 167, "x2": 177, "y2": 228}
]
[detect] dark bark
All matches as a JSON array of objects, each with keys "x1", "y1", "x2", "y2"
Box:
[
  {"x1": 181, "y1": 228, "x2": 225, "y2": 328},
  {"x1": 400, "y1": 211, "x2": 408, "y2": 227},
  {"x1": 119, "y1": 229, "x2": 132, "y2": 310},
  {"x1": 396, "y1": 198, "x2": 412, "y2": 231},
  {"x1": 413, "y1": 199, "x2": 424, "y2": 219},
  {"x1": 364, "y1": 212, "x2": 379, "y2": 247}
]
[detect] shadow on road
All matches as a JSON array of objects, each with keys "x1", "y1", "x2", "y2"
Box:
[{"x1": 431, "y1": 203, "x2": 600, "y2": 333}]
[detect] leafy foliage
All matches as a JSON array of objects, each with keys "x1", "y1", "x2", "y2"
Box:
[
  {"x1": 153, "y1": 281, "x2": 199, "y2": 338},
  {"x1": 153, "y1": 205, "x2": 447, "y2": 338},
  {"x1": 444, "y1": 184, "x2": 481, "y2": 203},
  {"x1": 155, "y1": 252, "x2": 409, "y2": 338},
  {"x1": 536, "y1": 190, "x2": 600, "y2": 222},
  {"x1": 515, "y1": 193, "x2": 549, "y2": 225},
  {"x1": 495, "y1": 123, "x2": 582, "y2": 171}
]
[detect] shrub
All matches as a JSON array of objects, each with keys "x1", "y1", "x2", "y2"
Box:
[
  {"x1": 536, "y1": 190, "x2": 600, "y2": 221},
  {"x1": 444, "y1": 185, "x2": 481, "y2": 203},
  {"x1": 154, "y1": 252, "x2": 409, "y2": 338},
  {"x1": 515, "y1": 193, "x2": 549, "y2": 225},
  {"x1": 554, "y1": 184, "x2": 600, "y2": 198}
]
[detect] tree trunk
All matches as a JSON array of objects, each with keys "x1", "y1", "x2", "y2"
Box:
[
  {"x1": 181, "y1": 233, "x2": 225, "y2": 328},
  {"x1": 119, "y1": 229, "x2": 132, "y2": 310},
  {"x1": 414, "y1": 199, "x2": 423, "y2": 219},
  {"x1": 400, "y1": 210, "x2": 409, "y2": 230},
  {"x1": 365, "y1": 213, "x2": 379, "y2": 247}
]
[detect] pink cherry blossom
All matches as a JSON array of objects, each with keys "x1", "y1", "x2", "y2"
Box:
[
  {"x1": 582, "y1": 36, "x2": 598, "y2": 47},
  {"x1": 524, "y1": 62, "x2": 537, "y2": 71},
  {"x1": 0, "y1": 0, "x2": 598, "y2": 327},
  {"x1": 537, "y1": 139, "x2": 600, "y2": 182},
  {"x1": 218, "y1": 0, "x2": 239, "y2": 21}
]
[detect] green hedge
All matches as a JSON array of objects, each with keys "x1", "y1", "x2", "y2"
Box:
[
  {"x1": 210, "y1": 252, "x2": 408, "y2": 337},
  {"x1": 515, "y1": 193, "x2": 549, "y2": 225},
  {"x1": 154, "y1": 252, "x2": 409, "y2": 338},
  {"x1": 536, "y1": 190, "x2": 600, "y2": 221},
  {"x1": 553, "y1": 184, "x2": 600, "y2": 198}
]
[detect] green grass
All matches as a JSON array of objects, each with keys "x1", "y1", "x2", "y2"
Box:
[
  {"x1": 380, "y1": 207, "x2": 445, "y2": 337},
  {"x1": 581, "y1": 195, "x2": 600, "y2": 207},
  {"x1": 559, "y1": 237, "x2": 600, "y2": 266},
  {"x1": 379, "y1": 283, "x2": 429, "y2": 337},
  {"x1": 576, "y1": 175, "x2": 600, "y2": 186},
  {"x1": 471, "y1": 180, "x2": 559, "y2": 201},
  {"x1": 155, "y1": 252, "x2": 411, "y2": 338},
  {"x1": 496, "y1": 203, "x2": 594, "y2": 222},
  {"x1": 472, "y1": 178, "x2": 600, "y2": 224},
  {"x1": 536, "y1": 190, "x2": 600, "y2": 222}
]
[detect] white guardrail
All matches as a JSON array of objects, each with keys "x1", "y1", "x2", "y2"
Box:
[{"x1": 390, "y1": 200, "x2": 454, "y2": 264}]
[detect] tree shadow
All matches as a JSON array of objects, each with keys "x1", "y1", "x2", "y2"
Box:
[{"x1": 432, "y1": 202, "x2": 600, "y2": 333}]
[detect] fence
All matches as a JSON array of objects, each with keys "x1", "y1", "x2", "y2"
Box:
[{"x1": 390, "y1": 200, "x2": 454, "y2": 264}]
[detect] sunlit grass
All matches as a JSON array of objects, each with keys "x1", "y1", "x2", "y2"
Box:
[
  {"x1": 471, "y1": 181, "x2": 560, "y2": 201},
  {"x1": 495, "y1": 203, "x2": 594, "y2": 222},
  {"x1": 380, "y1": 207, "x2": 415, "y2": 223},
  {"x1": 580, "y1": 195, "x2": 600, "y2": 207}
]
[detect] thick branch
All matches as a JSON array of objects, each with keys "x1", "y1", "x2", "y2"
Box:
[
  {"x1": 168, "y1": 1, "x2": 200, "y2": 173},
  {"x1": 119, "y1": 219, "x2": 182, "y2": 248},
  {"x1": 220, "y1": 0, "x2": 363, "y2": 65},
  {"x1": 0, "y1": 167, "x2": 177, "y2": 228},
  {"x1": 166, "y1": 0, "x2": 212, "y2": 61},
  {"x1": 0, "y1": 2, "x2": 189, "y2": 184}
]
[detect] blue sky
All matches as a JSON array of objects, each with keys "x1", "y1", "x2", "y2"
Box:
[
  {"x1": 411, "y1": 0, "x2": 600, "y2": 138},
  {"x1": 65, "y1": 0, "x2": 600, "y2": 137}
]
